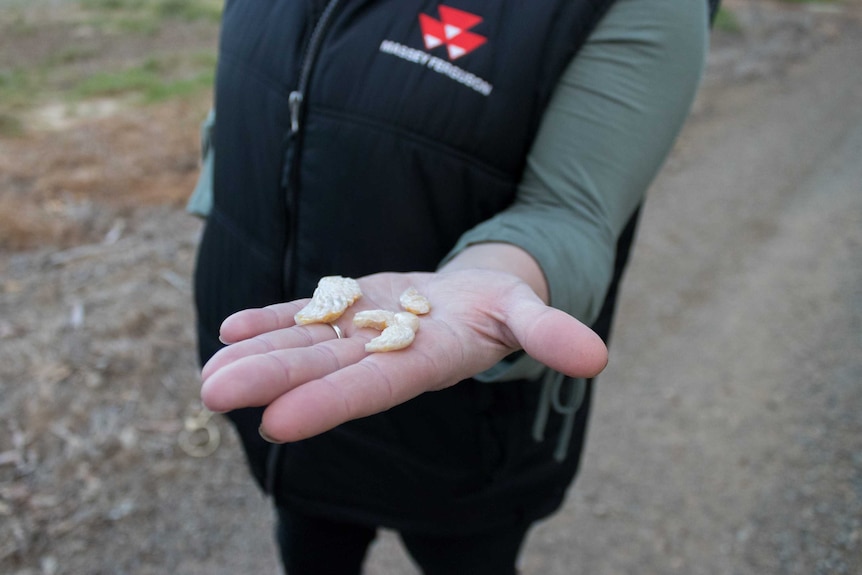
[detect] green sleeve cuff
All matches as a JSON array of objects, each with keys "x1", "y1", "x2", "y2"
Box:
[{"x1": 186, "y1": 109, "x2": 215, "y2": 218}]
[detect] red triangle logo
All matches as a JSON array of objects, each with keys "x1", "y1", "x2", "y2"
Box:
[{"x1": 418, "y1": 5, "x2": 486, "y2": 60}]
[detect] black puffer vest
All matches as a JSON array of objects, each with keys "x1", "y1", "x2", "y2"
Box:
[{"x1": 195, "y1": 0, "x2": 624, "y2": 534}]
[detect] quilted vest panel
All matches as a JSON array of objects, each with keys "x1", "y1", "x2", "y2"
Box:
[
  {"x1": 194, "y1": 0, "x2": 617, "y2": 527},
  {"x1": 199, "y1": 0, "x2": 615, "y2": 328}
]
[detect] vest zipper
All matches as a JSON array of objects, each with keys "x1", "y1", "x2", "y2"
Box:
[
  {"x1": 269, "y1": 0, "x2": 343, "y2": 497},
  {"x1": 280, "y1": 0, "x2": 342, "y2": 297},
  {"x1": 288, "y1": 0, "x2": 342, "y2": 136}
]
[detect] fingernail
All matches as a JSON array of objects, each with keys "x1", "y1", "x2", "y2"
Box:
[{"x1": 259, "y1": 425, "x2": 284, "y2": 444}]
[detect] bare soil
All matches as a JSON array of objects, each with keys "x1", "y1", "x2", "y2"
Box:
[{"x1": 1, "y1": 2, "x2": 861, "y2": 574}]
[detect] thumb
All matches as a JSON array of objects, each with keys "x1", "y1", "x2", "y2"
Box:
[{"x1": 504, "y1": 297, "x2": 608, "y2": 379}]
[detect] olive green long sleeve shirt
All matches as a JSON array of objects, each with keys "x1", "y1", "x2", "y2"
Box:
[{"x1": 443, "y1": 0, "x2": 708, "y2": 383}]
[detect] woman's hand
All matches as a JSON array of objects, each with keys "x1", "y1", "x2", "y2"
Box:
[{"x1": 200, "y1": 268, "x2": 607, "y2": 443}]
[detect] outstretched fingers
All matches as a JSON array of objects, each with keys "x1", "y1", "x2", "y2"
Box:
[
  {"x1": 202, "y1": 320, "x2": 341, "y2": 380},
  {"x1": 200, "y1": 337, "x2": 369, "y2": 414}
]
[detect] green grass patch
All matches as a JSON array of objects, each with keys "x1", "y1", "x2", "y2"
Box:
[
  {"x1": 79, "y1": 0, "x2": 139, "y2": 9},
  {"x1": 0, "y1": 113, "x2": 25, "y2": 137},
  {"x1": 73, "y1": 60, "x2": 164, "y2": 99},
  {"x1": 112, "y1": 15, "x2": 162, "y2": 35},
  {"x1": 0, "y1": 52, "x2": 216, "y2": 114},
  {"x1": 0, "y1": 1, "x2": 220, "y2": 117},
  {"x1": 0, "y1": 68, "x2": 39, "y2": 109},
  {"x1": 154, "y1": 0, "x2": 223, "y2": 22},
  {"x1": 45, "y1": 47, "x2": 103, "y2": 67},
  {"x1": 80, "y1": 0, "x2": 222, "y2": 23},
  {"x1": 713, "y1": 7, "x2": 742, "y2": 34},
  {"x1": 77, "y1": 0, "x2": 222, "y2": 38},
  {"x1": 72, "y1": 56, "x2": 215, "y2": 103}
]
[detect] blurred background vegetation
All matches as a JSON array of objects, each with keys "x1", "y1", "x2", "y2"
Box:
[
  {"x1": 0, "y1": 0, "x2": 221, "y2": 136},
  {"x1": 0, "y1": 0, "x2": 846, "y2": 137}
]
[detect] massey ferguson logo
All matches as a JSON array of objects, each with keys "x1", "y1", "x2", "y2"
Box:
[
  {"x1": 378, "y1": 5, "x2": 493, "y2": 96},
  {"x1": 419, "y1": 5, "x2": 487, "y2": 61}
]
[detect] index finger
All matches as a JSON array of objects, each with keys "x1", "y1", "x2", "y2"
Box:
[{"x1": 219, "y1": 300, "x2": 309, "y2": 343}]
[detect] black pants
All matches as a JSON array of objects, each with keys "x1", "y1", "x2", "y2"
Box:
[{"x1": 275, "y1": 506, "x2": 531, "y2": 575}]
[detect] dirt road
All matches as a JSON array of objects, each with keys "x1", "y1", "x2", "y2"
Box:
[
  {"x1": 512, "y1": 18, "x2": 862, "y2": 575},
  {"x1": 1, "y1": 3, "x2": 860, "y2": 574}
]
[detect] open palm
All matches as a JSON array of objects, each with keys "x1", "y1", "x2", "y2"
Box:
[{"x1": 200, "y1": 269, "x2": 607, "y2": 443}]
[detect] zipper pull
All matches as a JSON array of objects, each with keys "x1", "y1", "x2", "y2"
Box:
[{"x1": 289, "y1": 90, "x2": 303, "y2": 134}]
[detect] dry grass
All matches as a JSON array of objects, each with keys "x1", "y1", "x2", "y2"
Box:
[{"x1": 0, "y1": 98, "x2": 206, "y2": 250}]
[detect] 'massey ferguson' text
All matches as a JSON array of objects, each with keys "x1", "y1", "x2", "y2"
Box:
[{"x1": 379, "y1": 40, "x2": 493, "y2": 96}]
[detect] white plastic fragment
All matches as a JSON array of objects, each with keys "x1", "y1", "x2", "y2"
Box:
[
  {"x1": 354, "y1": 310, "x2": 421, "y2": 352},
  {"x1": 399, "y1": 287, "x2": 432, "y2": 315},
  {"x1": 294, "y1": 276, "x2": 363, "y2": 325}
]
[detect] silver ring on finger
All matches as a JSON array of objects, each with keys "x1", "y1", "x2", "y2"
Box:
[{"x1": 329, "y1": 323, "x2": 344, "y2": 340}]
